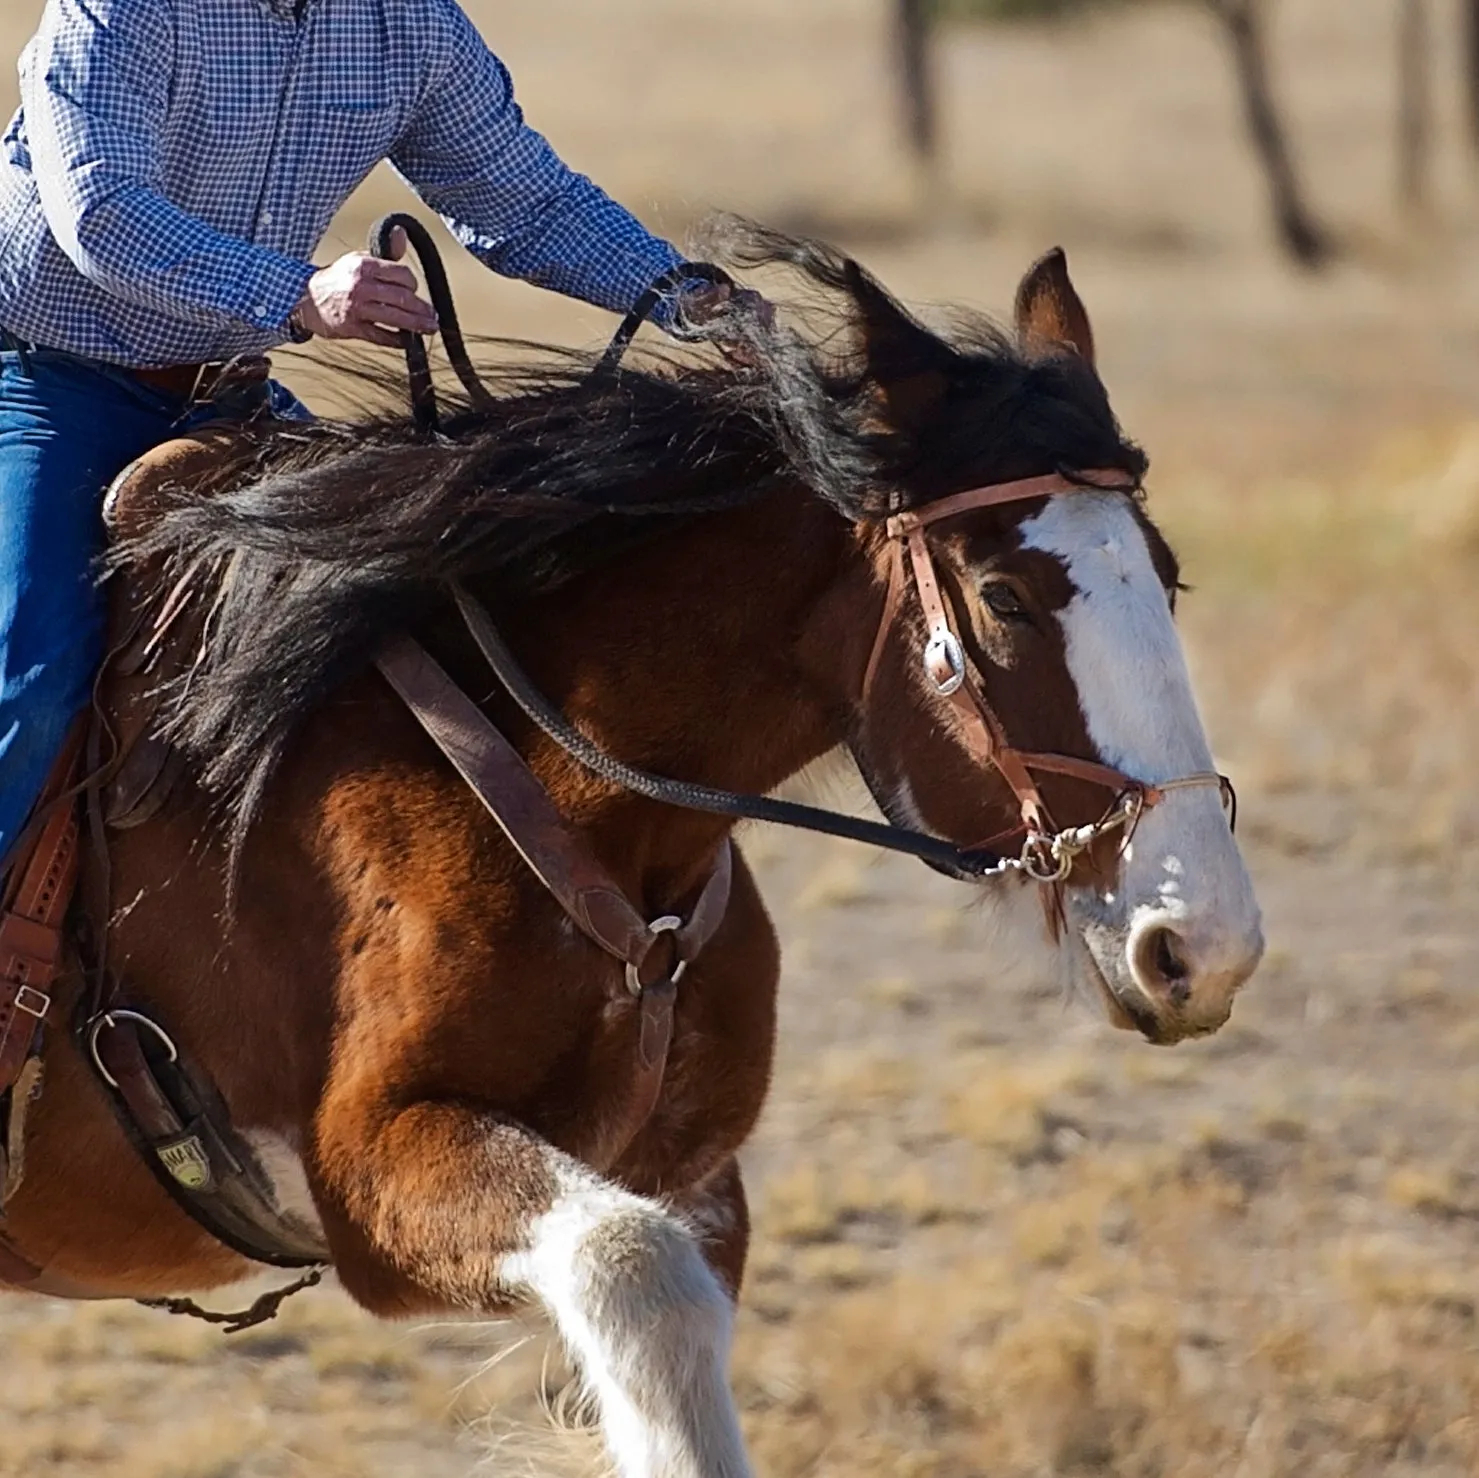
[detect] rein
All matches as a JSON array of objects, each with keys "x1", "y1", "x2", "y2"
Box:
[
  {"x1": 451, "y1": 586, "x2": 1007, "y2": 882},
  {"x1": 593, "y1": 261, "x2": 738, "y2": 379},
  {"x1": 368, "y1": 215, "x2": 735, "y2": 431},
  {"x1": 369, "y1": 213, "x2": 494, "y2": 434},
  {"x1": 367, "y1": 213, "x2": 1233, "y2": 888}
]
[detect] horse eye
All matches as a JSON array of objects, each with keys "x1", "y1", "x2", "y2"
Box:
[{"x1": 982, "y1": 582, "x2": 1029, "y2": 621}]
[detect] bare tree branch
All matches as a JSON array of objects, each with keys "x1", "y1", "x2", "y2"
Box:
[
  {"x1": 1465, "y1": 0, "x2": 1479, "y2": 156},
  {"x1": 1207, "y1": 0, "x2": 1331, "y2": 267},
  {"x1": 896, "y1": 0, "x2": 939, "y2": 166},
  {"x1": 1397, "y1": 0, "x2": 1432, "y2": 211}
]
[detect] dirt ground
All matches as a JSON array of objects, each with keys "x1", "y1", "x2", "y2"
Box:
[{"x1": 4, "y1": 1, "x2": 1479, "y2": 1474}]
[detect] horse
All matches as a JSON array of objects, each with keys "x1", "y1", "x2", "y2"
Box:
[{"x1": 0, "y1": 224, "x2": 1262, "y2": 1478}]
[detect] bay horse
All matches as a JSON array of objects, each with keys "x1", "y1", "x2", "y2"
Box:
[{"x1": 0, "y1": 226, "x2": 1262, "y2": 1478}]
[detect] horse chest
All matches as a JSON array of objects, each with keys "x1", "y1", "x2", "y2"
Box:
[{"x1": 616, "y1": 931, "x2": 781, "y2": 1193}]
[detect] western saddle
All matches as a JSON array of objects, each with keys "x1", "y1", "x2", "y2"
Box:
[{"x1": 0, "y1": 432, "x2": 334, "y2": 1301}]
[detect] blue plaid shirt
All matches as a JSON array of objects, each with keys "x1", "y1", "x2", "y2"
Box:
[{"x1": 0, "y1": 0, "x2": 687, "y2": 367}]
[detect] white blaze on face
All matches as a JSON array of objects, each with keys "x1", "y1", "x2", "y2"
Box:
[{"x1": 1017, "y1": 493, "x2": 1261, "y2": 985}]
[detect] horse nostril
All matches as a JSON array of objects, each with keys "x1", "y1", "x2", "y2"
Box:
[
  {"x1": 1121, "y1": 914, "x2": 1261, "y2": 1035},
  {"x1": 1154, "y1": 928, "x2": 1189, "y2": 984},
  {"x1": 1135, "y1": 924, "x2": 1193, "y2": 1004}
]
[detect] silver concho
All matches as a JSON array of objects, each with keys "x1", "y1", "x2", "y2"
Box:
[{"x1": 922, "y1": 629, "x2": 967, "y2": 696}]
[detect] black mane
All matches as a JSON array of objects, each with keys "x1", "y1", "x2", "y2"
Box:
[{"x1": 119, "y1": 223, "x2": 1147, "y2": 850}]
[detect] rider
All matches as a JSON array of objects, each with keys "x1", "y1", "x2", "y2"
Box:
[{"x1": 0, "y1": 0, "x2": 747, "y2": 863}]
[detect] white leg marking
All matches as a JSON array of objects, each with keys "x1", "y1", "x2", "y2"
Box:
[{"x1": 501, "y1": 1165, "x2": 752, "y2": 1478}]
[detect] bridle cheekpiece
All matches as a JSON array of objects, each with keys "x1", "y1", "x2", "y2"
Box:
[{"x1": 864, "y1": 470, "x2": 1233, "y2": 886}]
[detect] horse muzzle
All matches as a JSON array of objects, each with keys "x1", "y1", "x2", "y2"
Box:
[{"x1": 1072, "y1": 874, "x2": 1265, "y2": 1045}]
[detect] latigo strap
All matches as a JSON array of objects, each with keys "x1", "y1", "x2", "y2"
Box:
[{"x1": 0, "y1": 726, "x2": 85, "y2": 1103}]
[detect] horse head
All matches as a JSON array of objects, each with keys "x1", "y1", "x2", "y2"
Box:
[{"x1": 798, "y1": 247, "x2": 1264, "y2": 1045}]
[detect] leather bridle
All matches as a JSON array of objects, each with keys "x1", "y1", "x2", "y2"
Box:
[{"x1": 864, "y1": 469, "x2": 1233, "y2": 884}]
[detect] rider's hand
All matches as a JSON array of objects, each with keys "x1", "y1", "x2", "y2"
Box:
[
  {"x1": 292, "y1": 227, "x2": 438, "y2": 349},
  {"x1": 676, "y1": 282, "x2": 775, "y2": 369},
  {"x1": 678, "y1": 282, "x2": 775, "y2": 335}
]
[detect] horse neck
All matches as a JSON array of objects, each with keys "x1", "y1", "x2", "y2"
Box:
[{"x1": 472, "y1": 487, "x2": 858, "y2": 893}]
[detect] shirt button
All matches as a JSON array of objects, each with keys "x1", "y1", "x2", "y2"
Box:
[
  {"x1": 255, "y1": 306, "x2": 270, "y2": 320},
  {"x1": 261, "y1": 211, "x2": 274, "y2": 226}
]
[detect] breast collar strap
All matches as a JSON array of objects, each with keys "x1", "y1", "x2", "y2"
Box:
[{"x1": 375, "y1": 637, "x2": 734, "y2": 1169}]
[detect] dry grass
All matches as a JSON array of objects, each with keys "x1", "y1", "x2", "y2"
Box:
[
  {"x1": 1167, "y1": 422, "x2": 1479, "y2": 853},
  {"x1": 736, "y1": 1105, "x2": 1479, "y2": 1478},
  {"x1": 6, "y1": 0, "x2": 1479, "y2": 1472}
]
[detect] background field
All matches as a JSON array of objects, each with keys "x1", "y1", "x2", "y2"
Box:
[{"x1": 5, "y1": 1, "x2": 1479, "y2": 1474}]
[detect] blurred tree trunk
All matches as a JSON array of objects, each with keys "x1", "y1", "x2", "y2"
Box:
[
  {"x1": 1207, "y1": 0, "x2": 1331, "y2": 268},
  {"x1": 1465, "y1": 0, "x2": 1479, "y2": 155},
  {"x1": 1397, "y1": 0, "x2": 1431, "y2": 211},
  {"x1": 896, "y1": 0, "x2": 939, "y2": 167}
]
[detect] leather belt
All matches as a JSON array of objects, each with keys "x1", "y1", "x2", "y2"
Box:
[
  {"x1": 127, "y1": 358, "x2": 270, "y2": 403},
  {"x1": 0, "y1": 331, "x2": 272, "y2": 405}
]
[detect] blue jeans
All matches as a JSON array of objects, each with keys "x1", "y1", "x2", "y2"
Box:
[{"x1": 0, "y1": 348, "x2": 307, "y2": 857}]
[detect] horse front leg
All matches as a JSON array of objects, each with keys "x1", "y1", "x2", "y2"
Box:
[
  {"x1": 664, "y1": 1155, "x2": 751, "y2": 1302},
  {"x1": 316, "y1": 1101, "x2": 753, "y2": 1478}
]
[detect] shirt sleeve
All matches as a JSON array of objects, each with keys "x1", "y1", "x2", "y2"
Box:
[
  {"x1": 22, "y1": 0, "x2": 315, "y2": 339},
  {"x1": 390, "y1": 0, "x2": 686, "y2": 320}
]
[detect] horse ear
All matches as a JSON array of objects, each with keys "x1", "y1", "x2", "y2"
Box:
[
  {"x1": 1014, "y1": 247, "x2": 1096, "y2": 368},
  {"x1": 843, "y1": 259, "x2": 951, "y2": 429}
]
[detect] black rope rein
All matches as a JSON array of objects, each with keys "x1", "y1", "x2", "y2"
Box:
[
  {"x1": 592, "y1": 261, "x2": 736, "y2": 380},
  {"x1": 367, "y1": 216, "x2": 1006, "y2": 882},
  {"x1": 368, "y1": 214, "x2": 735, "y2": 431},
  {"x1": 369, "y1": 212, "x2": 494, "y2": 434},
  {"x1": 452, "y1": 587, "x2": 1005, "y2": 882}
]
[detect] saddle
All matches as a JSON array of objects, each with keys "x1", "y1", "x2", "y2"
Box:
[
  {"x1": 0, "y1": 434, "x2": 248, "y2": 1104},
  {"x1": 0, "y1": 431, "x2": 332, "y2": 1298}
]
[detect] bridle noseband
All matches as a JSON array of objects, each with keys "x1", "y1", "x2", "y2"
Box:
[{"x1": 864, "y1": 470, "x2": 1233, "y2": 885}]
